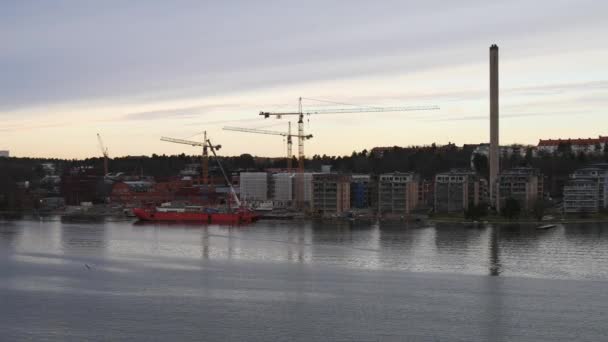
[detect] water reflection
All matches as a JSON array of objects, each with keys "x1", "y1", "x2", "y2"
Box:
[
  {"x1": 5, "y1": 219, "x2": 608, "y2": 280},
  {"x1": 489, "y1": 225, "x2": 501, "y2": 276},
  {"x1": 0, "y1": 221, "x2": 20, "y2": 250},
  {"x1": 60, "y1": 223, "x2": 107, "y2": 252}
]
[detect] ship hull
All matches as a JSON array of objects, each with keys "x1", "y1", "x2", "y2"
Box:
[{"x1": 132, "y1": 208, "x2": 258, "y2": 224}]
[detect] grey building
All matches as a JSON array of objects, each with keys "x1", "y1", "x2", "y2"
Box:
[
  {"x1": 377, "y1": 172, "x2": 419, "y2": 216},
  {"x1": 563, "y1": 167, "x2": 608, "y2": 214},
  {"x1": 312, "y1": 174, "x2": 351, "y2": 215},
  {"x1": 239, "y1": 172, "x2": 270, "y2": 202},
  {"x1": 435, "y1": 170, "x2": 486, "y2": 213},
  {"x1": 496, "y1": 167, "x2": 543, "y2": 212}
]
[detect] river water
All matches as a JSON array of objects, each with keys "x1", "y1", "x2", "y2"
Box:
[{"x1": 1, "y1": 218, "x2": 608, "y2": 341}]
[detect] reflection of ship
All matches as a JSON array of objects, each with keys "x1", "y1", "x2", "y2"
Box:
[
  {"x1": 61, "y1": 213, "x2": 105, "y2": 222},
  {"x1": 133, "y1": 206, "x2": 258, "y2": 224},
  {"x1": 61, "y1": 202, "x2": 106, "y2": 222}
]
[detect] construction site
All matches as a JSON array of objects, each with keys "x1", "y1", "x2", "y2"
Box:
[{"x1": 6, "y1": 45, "x2": 606, "y2": 221}]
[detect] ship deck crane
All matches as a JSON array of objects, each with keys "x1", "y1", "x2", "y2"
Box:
[
  {"x1": 160, "y1": 132, "x2": 220, "y2": 185},
  {"x1": 206, "y1": 138, "x2": 241, "y2": 208},
  {"x1": 222, "y1": 122, "x2": 312, "y2": 173},
  {"x1": 259, "y1": 97, "x2": 440, "y2": 208},
  {"x1": 97, "y1": 133, "x2": 109, "y2": 175}
]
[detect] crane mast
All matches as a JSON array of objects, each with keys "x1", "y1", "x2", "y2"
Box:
[
  {"x1": 222, "y1": 122, "x2": 312, "y2": 174},
  {"x1": 160, "y1": 133, "x2": 218, "y2": 185},
  {"x1": 97, "y1": 133, "x2": 109, "y2": 175},
  {"x1": 259, "y1": 97, "x2": 440, "y2": 209},
  {"x1": 287, "y1": 122, "x2": 292, "y2": 172},
  {"x1": 202, "y1": 131, "x2": 209, "y2": 185},
  {"x1": 206, "y1": 139, "x2": 241, "y2": 208}
]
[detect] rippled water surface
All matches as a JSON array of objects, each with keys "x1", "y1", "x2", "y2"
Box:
[
  {"x1": 2, "y1": 218, "x2": 608, "y2": 341},
  {"x1": 3, "y1": 218, "x2": 608, "y2": 280}
]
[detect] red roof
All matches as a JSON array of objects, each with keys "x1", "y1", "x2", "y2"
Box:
[{"x1": 538, "y1": 136, "x2": 608, "y2": 147}]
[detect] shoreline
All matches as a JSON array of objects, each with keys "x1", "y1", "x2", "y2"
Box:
[{"x1": 4, "y1": 209, "x2": 608, "y2": 225}]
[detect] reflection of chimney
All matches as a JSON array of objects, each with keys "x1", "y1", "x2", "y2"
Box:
[{"x1": 489, "y1": 44, "x2": 499, "y2": 204}]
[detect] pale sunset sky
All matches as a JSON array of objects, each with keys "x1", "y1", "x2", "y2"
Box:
[{"x1": 1, "y1": 1, "x2": 607, "y2": 158}]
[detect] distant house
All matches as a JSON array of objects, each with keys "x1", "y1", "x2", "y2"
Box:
[{"x1": 537, "y1": 136, "x2": 608, "y2": 155}]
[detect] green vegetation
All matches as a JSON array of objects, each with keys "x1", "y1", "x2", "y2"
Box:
[
  {"x1": 464, "y1": 203, "x2": 488, "y2": 221},
  {"x1": 532, "y1": 199, "x2": 548, "y2": 221},
  {"x1": 4, "y1": 142, "x2": 608, "y2": 210},
  {"x1": 501, "y1": 198, "x2": 521, "y2": 220}
]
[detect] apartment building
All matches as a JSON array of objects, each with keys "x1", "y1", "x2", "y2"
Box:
[
  {"x1": 312, "y1": 174, "x2": 351, "y2": 215},
  {"x1": 377, "y1": 172, "x2": 419, "y2": 216},
  {"x1": 350, "y1": 174, "x2": 372, "y2": 209},
  {"x1": 496, "y1": 167, "x2": 543, "y2": 212},
  {"x1": 563, "y1": 166, "x2": 608, "y2": 214},
  {"x1": 239, "y1": 172, "x2": 269, "y2": 202},
  {"x1": 434, "y1": 170, "x2": 486, "y2": 213}
]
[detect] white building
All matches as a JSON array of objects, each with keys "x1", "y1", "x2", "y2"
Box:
[
  {"x1": 271, "y1": 173, "x2": 294, "y2": 208},
  {"x1": 537, "y1": 136, "x2": 608, "y2": 155},
  {"x1": 0, "y1": 150, "x2": 9, "y2": 157},
  {"x1": 470, "y1": 144, "x2": 530, "y2": 169},
  {"x1": 563, "y1": 167, "x2": 608, "y2": 213},
  {"x1": 239, "y1": 172, "x2": 269, "y2": 202},
  {"x1": 293, "y1": 173, "x2": 314, "y2": 204}
]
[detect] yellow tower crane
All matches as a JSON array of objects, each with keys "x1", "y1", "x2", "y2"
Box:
[
  {"x1": 222, "y1": 122, "x2": 312, "y2": 173},
  {"x1": 259, "y1": 97, "x2": 440, "y2": 208},
  {"x1": 160, "y1": 132, "x2": 220, "y2": 185}
]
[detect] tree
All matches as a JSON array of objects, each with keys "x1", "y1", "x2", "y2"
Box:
[
  {"x1": 472, "y1": 154, "x2": 489, "y2": 180},
  {"x1": 465, "y1": 202, "x2": 488, "y2": 221},
  {"x1": 502, "y1": 198, "x2": 521, "y2": 220},
  {"x1": 237, "y1": 154, "x2": 256, "y2": 170},
  {"x1": 532, "y1": 198, "x2": 547, "y2": 221},
  {"x1": 557, "y1": 142, "x2": 572, "y2": 156}
]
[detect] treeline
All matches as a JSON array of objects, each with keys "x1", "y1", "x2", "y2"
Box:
[{"x1": 3, "y1": 144, "x2": 608, "y2": 197}]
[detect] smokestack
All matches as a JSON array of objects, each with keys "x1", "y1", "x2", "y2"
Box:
[{"x1": 489, "y1": 44, "x2": 499, "y2": 204}]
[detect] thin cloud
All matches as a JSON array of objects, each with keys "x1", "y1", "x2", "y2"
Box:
[
  {"x1": 506, "y1": 80, "x2": 608, "y2": 96},
  {"x1": 422, "y1": 111, "x2": 580, "y2": 122},
  {"x1": 122, "y1": 104, "x2": 242, "y2": 121}
]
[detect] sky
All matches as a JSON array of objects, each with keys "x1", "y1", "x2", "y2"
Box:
[{"x1": 1, "y1": 0, "x2": 608, "y2": 159}]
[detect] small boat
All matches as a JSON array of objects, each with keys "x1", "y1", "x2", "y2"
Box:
[{"x1": 536, "y1": 224, "x2": 556, "y2": 230}]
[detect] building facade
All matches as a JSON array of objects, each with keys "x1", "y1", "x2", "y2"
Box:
[
  {"x1": 563, "y1": 167, "x2": 608, "y2": 214},
  {"x1": 350, "y1": 174, "x2": 372, "y2": 209},
  {"x1": 417, "y1": 179, "x2": 434, "y2": 209},
  {"x1": 434, "y1": 170, "x2": 486, "y2": 213},
  {"x1": 495, "y1": 167, "x2": 543, "y2": 212},
  {"x1": 377, "y1": 172, "x2": 419, "y2": 216},
  {"x1": 239, "y1": 172, "x2": 269, "y2": 202},
  {"x1": 537, "y1": 136, "x2": 608, "y2": 155},
  {"x1": 312, "y1": 174, "x2": 351, "y2": 215},
  {"x1": 271, "y1": 173, "x2": 294, "y2": 208},
  {"x1": 563, "y1": 179, "x2": 601, "y2": 214}
]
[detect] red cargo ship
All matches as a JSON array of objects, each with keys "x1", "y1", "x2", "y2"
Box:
[
  {"x1": 133, "y1": 206, "x2": 259, "y2": 224},
  {"x1": 136, "y1": 136, "x2": 260, "y2": 225}
]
